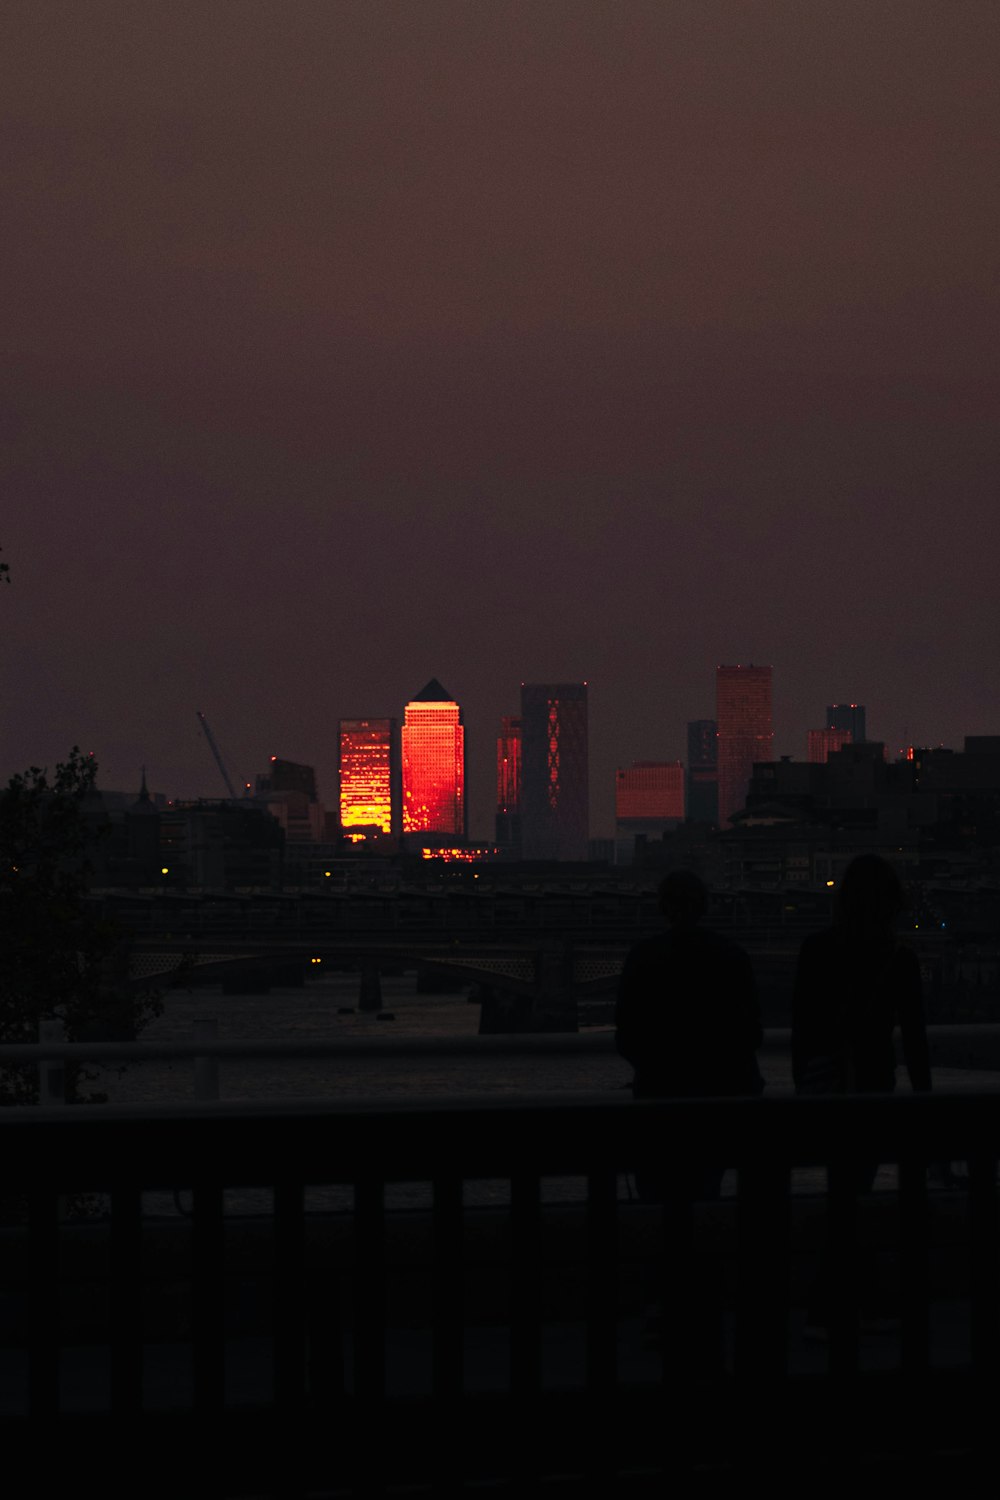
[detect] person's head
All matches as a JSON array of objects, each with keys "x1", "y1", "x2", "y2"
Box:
[
  {"x1": 834, "y1": 854, "x2": 905, "y2": 935},
  {"x1": 658, "y1": 870, "x2": 708, "y2": 929}
]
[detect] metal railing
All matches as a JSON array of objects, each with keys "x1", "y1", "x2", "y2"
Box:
[
  {"x1": 1, "y1": 1091, "x2": 999, "y2": 1491},
  {"x1": 5, "y1": 1023, "x2": 1000, "y2": 1106}
]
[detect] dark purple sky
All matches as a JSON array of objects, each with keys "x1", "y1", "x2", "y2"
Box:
[{"x1": 3, "y1": 2, "x2": 998, "y2": 836}]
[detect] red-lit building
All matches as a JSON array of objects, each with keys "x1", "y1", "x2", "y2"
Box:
[
  {"x1": 716, "y1": 664, "x2": 774, "y2": 827},
  {"x1": 339, "y1": 718, "x2": 399, "y2": 840},
  {"x1": 615, "y1": 761, "x2": 685, "y2": 821},
  {"x1": 520, "y1": 683, "x2": 589, "y2": 861},
  {"x1": 401, "y1": 679, "x2": 466, "y2": 840},
  {"x1": 807, "y1": 728, "x2": 852, "y2": 764},
  {"x1": 615, "y1": 760, "x2": 685, "y2": 864},
  {"x1": 495, "y1": 715, "x2": 522, "y2": 852}
]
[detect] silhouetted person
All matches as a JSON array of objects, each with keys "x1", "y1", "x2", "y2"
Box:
[
  {"x1": 616, "y1": 870, "x2": 764, "y2": 1201},
  {"x1": 618, "y1": 874, "x2": 763, "y2": 1096},
  {"x1": 792, "y1": 854, "x2": 931, "y2": 1335},
  {"x1": 616, "y1": 871, "x2": 763, "y2": 1369},
  {"x1": 793, "y1": 854, "x2": 931, "y2": 1102}
]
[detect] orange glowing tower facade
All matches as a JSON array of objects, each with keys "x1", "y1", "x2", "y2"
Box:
[
  {"x1": 338, "y1": 718, "x2": 399, "y2": 839},
  {"x1": 807, "y1": 727, "x2": 852, "y2": 764},
  {"x1": 495, "y1": 715, "x2": 522, "y2": 852},
  {"x1": 520, "y1": 682, "x2": 589, "y2": 861},
  {"x1": 401, "y1": 679, "x2": 466, "y2": 839},
  {"x1": 716, "y1": 664, "x2": 774, "y2": 827}
]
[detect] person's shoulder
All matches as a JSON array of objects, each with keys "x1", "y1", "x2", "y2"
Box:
[
  {"x1": 888, "y1": 941, "x2": 920, "y2": 974},
  {"x1": 623, "y1": 933, "x2": 672, "y2": 964}
]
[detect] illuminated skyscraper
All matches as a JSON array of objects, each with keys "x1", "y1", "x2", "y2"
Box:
[
  {"x1": 615, "y1": 761, "x2": 685, "y2": 821},
  {"x1": 807, "y1": 727, "x2": 852, "y2": 764},
  {"x1": 338, "y1": 718, "x2": 399, "y2": 838},
  {"x1": 401, "y1": 680, "x2": 466, "y2": 839},
  {"x1": 495, "y1": 715, "x2": 522, "y2": 852},
  {"x1": 614, "y1": 760, "x2": 685, "y2": 864},
  {"x1": 520, "y1": 683, "x2": 588, "y2": 861},
  {"x1": 716, "y1": 665, "x2": 773, "y2": 827},
  {"x1": 827, "y1": 703, "x2": 867, "y2": 743}
]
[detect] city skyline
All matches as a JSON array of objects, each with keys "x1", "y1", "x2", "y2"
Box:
[
  {"x1": 2, "y1": 4, "x2": 998, "y2": 836},
  {"x1": 26, "y1": 664, "x2": 981, "y2": 842}
]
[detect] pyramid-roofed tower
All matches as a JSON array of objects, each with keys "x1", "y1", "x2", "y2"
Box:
[{"x1": 412, "y1": 678, "x2": 453, "y2": 702}]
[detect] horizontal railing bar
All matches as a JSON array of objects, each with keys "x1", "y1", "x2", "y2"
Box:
[
  {"x1": 3, "y1": 1023, "x2": 1000, "y2": 1066},
  {"x1": 2, "y1": 1094, "x2": 1000, "y2": 1196},
  {"x1": 0, "y1": 1034, "x2": 619, "y2": 1063}
]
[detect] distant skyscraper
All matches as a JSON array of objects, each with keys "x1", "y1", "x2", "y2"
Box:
[
  {"x1": 615, "y1": 762, "x2": 685, "y2": 821},
  {"x1": 827, "y1": 703, "x2": 867, "y2": 743},
  {"x1": 256, "y1": 758, "x2": 317, "y2": 801},
  {"x1": 807, "y1": 727, "x2": 852, "y2": 764},
  {"x1": 716, "y1": 665, "x2": 773, "y2": 826},
  {"x1": 401, "y1": 679, "x2": 466, "y2": 839},
  {"x1": 615, "y1": 760, "x2": 684, "y2": 864},
  {"x1": 256, "y1": 756, "x2": 324, "y2": 841},
  {"x1": 339, "y1": 718, "x2": 399, "y2": 837},
  {"x1": 495, "y1": 715, "x2": 522, "y2": 852},
  {"x1": 686, "y1": 718, "x2": 719, "y2": 825},
  {"x1": 520, "y1": 682, "x2": 589, "y2": 860}
]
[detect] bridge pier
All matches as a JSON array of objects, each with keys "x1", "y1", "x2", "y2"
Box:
[
  {"x1": 477, "y1": 985, "x2": 534, "y2": 1034},
  {"x1": 531, "y1": 941, "x2": 579, "y2": 1033},
  {"x1": 358, "y1": 964, "x2": 383, "y2": 1013},
  {"x1": 416, "y1": 962, "x2": 465, "y2": 995}
]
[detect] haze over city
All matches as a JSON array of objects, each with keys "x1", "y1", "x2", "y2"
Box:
[{"x1": 2, "y1": 2, "x2": 998, "y2": 836}]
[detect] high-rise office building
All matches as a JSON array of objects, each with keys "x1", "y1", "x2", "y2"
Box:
[
  {"x1": 615, "y1": 761, "x2": 685, "y2": 821},
  {"x1": 339, "y1": 718, "x2": 399, "y2": 838},
  {"x1": 686, "y1": 718, "x2": 719, "y2": 825},
  {"x1": 256, "y1": 757, "x2": 324, "y2": 841},
  {"x1": 401, "y1": 679, "x2": 466, "y2": 839},
  {"x1": 520, "y1": 682, "x2": 589, "y2": 860},
  {"x1": 256, "y1": 758, "x2": 317, "y2": 801},
  {"x1": 615, "y1": 760, "x2": 684, "y2": 864},
  {"x1": 495, "y1": 715, "x2": 522, "y2": 852},
  {"x1": 827, "y1": 703, "x2": 867, "y2": 743},
  {"x1": 807, "y1": 727, "x2": 852, "y2": 764},
  {"x1": 716, "y1": 665, "x2": 773, "y2": 827}
]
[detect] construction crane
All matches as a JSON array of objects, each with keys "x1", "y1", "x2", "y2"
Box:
[{"x1": 196, "y1": 711, "x2": 240, "y2": 801}]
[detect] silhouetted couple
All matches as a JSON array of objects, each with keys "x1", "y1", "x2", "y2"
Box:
[{"x1": 616, "y1": 858, "x2": 931, "y2": 1342}]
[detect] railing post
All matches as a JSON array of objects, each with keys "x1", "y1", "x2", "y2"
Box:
[
  {"x1": 38, "y1": 1017, "x2": 66, "y2": 1106},
  {"x1": 194, "y1": 1018, "x2": 219, "y2": 1101}
]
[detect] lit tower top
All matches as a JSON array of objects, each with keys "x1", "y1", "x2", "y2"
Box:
[{"x1": 401, "y1": 679, "x2": 466, "y2": 838}]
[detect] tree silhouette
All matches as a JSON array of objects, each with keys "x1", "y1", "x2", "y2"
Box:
[{"x1": 0, "y1": 748, "x2": 161, "y2": 1104}]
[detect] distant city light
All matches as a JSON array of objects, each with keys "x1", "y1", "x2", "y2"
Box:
[
  {"x1": 160, "y1": 867, "x2": 169, "y2": 875},
  {"x1": 421, "y1": 846, "x2": 495, "y2": 862},
  {"x1": 825, "y1": 880, "x2": 835, "y2": 887}
]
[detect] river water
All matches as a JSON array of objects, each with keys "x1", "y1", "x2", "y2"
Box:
[{"x1": 86, "y1": 970, "x2": 997, "y2": 1215}]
